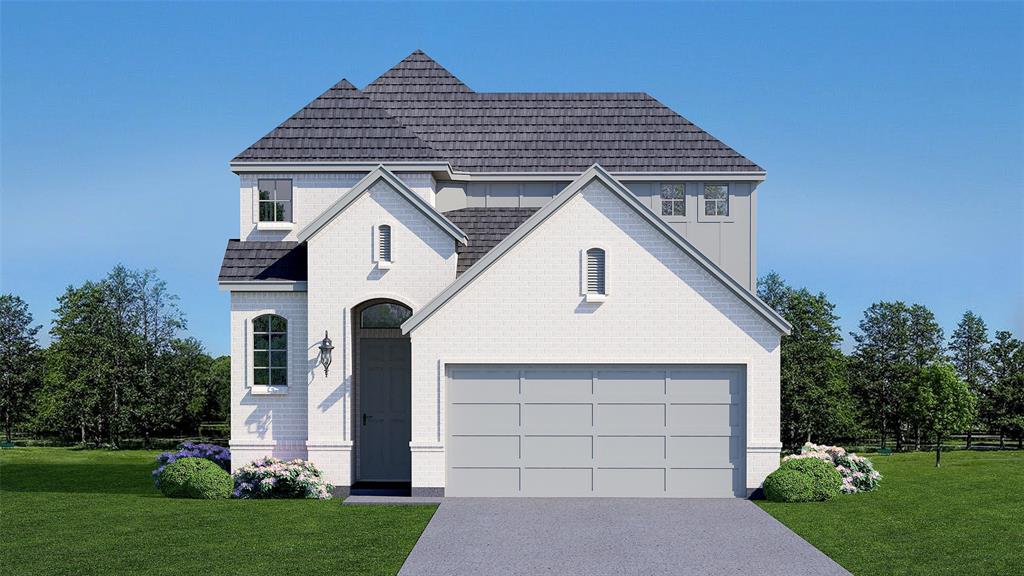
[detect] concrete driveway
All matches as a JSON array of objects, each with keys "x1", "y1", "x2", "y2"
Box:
[{"x1": 398, "y1": 498, "x2": 850, "y2": 576}]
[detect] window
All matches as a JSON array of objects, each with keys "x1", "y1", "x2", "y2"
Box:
[
  {"x1": 253, "y1": 314, "x2": 287, "y2": 386},
  {"x1": 360, "y1": 303, "x2": 412, "y2": 328},
  {"x1": 258, "y1": 179, "x2": 293, "y2": 222},
  {"x1": 586, "y1": 248, "x2": 606, "y2": 295},
  {"x1": 660, "y1": 183, "x2": 686, "y2": 216},
  {"x1": 378, "y1": 225, "x2": 392, "y2": 262},
  {"x1": 704, "y1": 184, "x2": 729, "y2": 217}
]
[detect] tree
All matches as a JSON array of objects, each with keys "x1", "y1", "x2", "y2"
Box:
[
  {"x1": 910, "y1": 363, "x2": 975, "y2": 467},
  {"x1": 988, "y1": 331, "x2": 1024, "y2": 448},
  {"x1": 0, "y1": 294, "x2": 43, "y2": 442},
  {"x1": 850, "y1": 302, "x2": 914, "y2": 450},
  {"x1": 948, "y1": 311, "x2": 990, "y2": 449},
  {"x1": 758, "y1": 273, "x2": 856, "y2": 448}
]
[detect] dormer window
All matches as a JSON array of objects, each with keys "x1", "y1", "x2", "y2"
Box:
[
  {"x1": 378, "y1": 225, "x2": 392, "y2": 262},
  {"x1": 703, "y1": 184, "x2": 729, "y2": 217},
  {"x1": 258, "y1": 179, "x2": 292, "y2": 222},
  {"x1": 585, "y1": 248, "x2": 607, "y2": 302}
]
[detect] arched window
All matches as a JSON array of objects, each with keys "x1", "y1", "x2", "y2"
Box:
[
  {"x1": 360, "y1": 302, "x2": 412, "y2": 328},
  {"x1": 586, "y1": 248, "x2": 606, "y2": 295},
  {"x1": 378, "y1": 225, "x2": 392, "y2": 262},
  {"x1": 253, "y1": 314, "x2": 287, "y2": 386}
]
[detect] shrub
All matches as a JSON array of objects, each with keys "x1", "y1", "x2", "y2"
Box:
[
  {"x1": 780, "y1": 457, "x2": 842, "y2": 500},
  {"x1": 763, "y1": 468, "x2": 818, "y2": 502},
  {"x1": 153, "y1": 442, "x2": 230, "y2": 488},
  {"x1": 158, "y1": 457, "x2": 233, "y2": 499},
  {"x1": 784, "y1": 442, "x2": 882, "y2": 493},
  {"x1": 233, "y1": 457, "x2": 333, "y2": 500}
]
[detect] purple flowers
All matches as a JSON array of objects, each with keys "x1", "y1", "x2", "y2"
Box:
[{"x1": 153, "y1": 442, "x2": 231, "y2": 488}]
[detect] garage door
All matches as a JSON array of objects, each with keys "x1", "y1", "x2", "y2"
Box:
[{"x1": 446, "y1": 365, "x2": 745, "y2": 497}]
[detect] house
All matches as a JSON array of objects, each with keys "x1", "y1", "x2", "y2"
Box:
[{"x1": 219, "y1": 50, "x2": 790, "y2": 498}]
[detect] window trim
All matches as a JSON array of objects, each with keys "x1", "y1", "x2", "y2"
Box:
[
  {"x1": 249, "y1": 313, "x2": 289, "y2": 391},
  {"x1": 257, "y1": 178, "x2": 293, "y2": 223},
  {"x1": 697, "y1": 182, "x2": 733, "y2": 222},
  {"x1": 581, "y1": 246, "x2": 609, "y2": 302}
]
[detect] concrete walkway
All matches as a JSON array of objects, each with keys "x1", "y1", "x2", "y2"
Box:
[{"x1": 398, "y1": 498, "x2": 850, "y2": 576}]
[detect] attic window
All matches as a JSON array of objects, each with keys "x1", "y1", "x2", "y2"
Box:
[
  {"x1": 378, "y1": 225, "x2": 392, "y2": 262},
  {"x1": 586, "y1": 248, "x2": 606, "y2": 296},
  {"x1": 704, "y1": 184, "x2": 729, "y2": 217},
  {"x1": 660, "y1": 183, "x2": 686, "y2": 216},
  {"x1": 258, "y1": 179, "x2": 292, "y2": 222}
]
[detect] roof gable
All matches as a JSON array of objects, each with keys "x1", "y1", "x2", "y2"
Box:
[
  {"x1": 402, "y1": 164, "x2": 791, "y2": 335},
  {"x1": 295, "y1": 165, "x2": 468, "y2": 244}
]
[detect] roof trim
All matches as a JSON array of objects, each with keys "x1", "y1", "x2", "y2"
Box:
[
  {"x1": 295, "y1": 165, "x2": 468, "y2": 245},
  {"x1": 401, "y1": 164, "x2": 791, "y2": 335},
  {"x1": 218, "y1": 281, "x2": 308, "y2": 292}
]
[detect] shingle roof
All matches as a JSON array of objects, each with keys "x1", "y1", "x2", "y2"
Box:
[
  {"x1": 234, "y1": 50, "x2": 762, "y2": 172},
  {"x1": 444, "y1": 207, "x2": 539, "y2": 275},
  {"x1": 218, "y1": 240, "x2": 306, "y2": 281}
]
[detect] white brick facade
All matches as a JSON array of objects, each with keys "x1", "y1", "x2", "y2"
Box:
[
  {"x1": 407, "y1": 180, "x2": 782, "y2": 493},
  {"x1": 227, "y1": 173, "x2": 783, "y2": 495}
]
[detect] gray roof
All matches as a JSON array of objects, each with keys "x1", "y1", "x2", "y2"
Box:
[
  {"x1": 218, "y1": 240, "x2": 306, "y2": 282},
  {"x1": 218, "y1": 207, "x2": 534, "y2": 281},
  {"x1": 234, "y1": 50, "x2": 761, "y2": 173},
  {"x1": 444, "y1": 208, "x2": 539, "y2": 275}
]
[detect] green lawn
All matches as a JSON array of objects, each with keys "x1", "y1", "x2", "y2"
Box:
[
  {"x1": 758, "y1": 450, "x2": 1024, "y2": 576},
  {"x1": 0, "y1": 448, "x2": 436, "y2": 576}
]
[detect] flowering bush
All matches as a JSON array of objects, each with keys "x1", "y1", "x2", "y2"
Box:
[
  {"x1": 783, "y1": 443, "x2": 882, "y2": 494},
  {"x1": 233, "y1": 457, "x2": 334, "y2": 500},
  {"x1": 153, "y1": 442, "x2": 231, "y2": 488}
]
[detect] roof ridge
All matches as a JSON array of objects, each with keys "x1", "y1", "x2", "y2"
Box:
[{"x1": 364, "y1": 50, "x2": 473, "y2": 94}]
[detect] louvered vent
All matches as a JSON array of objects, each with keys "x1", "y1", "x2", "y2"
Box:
[
  {"x1": 586, "y1": 248, "x2": 606, "y2": 294},
  {"x1": 378, "y1": 225, "x2": 392, "y2": 262}
]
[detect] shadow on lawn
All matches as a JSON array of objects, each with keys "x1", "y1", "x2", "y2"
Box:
[{"x1": 0, "y1": 463, "x2": 161, "y2": 495}]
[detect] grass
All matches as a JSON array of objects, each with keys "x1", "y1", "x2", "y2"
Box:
[
  {"x1": 757, "y1": 450, "x2": 1024, "y2": 576},
  {"x1": 0, "y1": 448, "x2": 436, "y2": 576}
]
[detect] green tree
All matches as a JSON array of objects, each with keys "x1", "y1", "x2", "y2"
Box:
[
  {"x1": 910, "y1": 363, "x2": 976, "y2": 467},
  {"x1": 988, "y1": 331, "x2": 1024, "y2": 448},
  {"x1": 948, "y1": 311, "x2": 990, "y2": 449},
  {"x1": 851, "y1": 302, "x2": 914, "y2": 450},
  {"x1": 0, "y1": 294, "x2": 43, "y2": 442},
  {"x1": 758, "y1": 273, "x2": 856, "y2": 448}
]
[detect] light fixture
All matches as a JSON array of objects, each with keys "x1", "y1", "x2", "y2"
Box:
[{"x1": 316, "y1": 331, "x2": 334, "y2": 376}]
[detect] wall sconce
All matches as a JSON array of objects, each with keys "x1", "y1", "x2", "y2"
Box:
[{"x1": 316, "y1": 331, "x2": 334, "y2": 376}]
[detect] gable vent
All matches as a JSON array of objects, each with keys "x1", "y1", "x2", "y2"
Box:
[
  {"x1": 586, "y1": 248, "x2": 606, "y2": 294},
  {"x1": 378, "y1": 225, "x2": 392, "y2": 262}
]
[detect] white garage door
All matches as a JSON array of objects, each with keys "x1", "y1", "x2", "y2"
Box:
[{"x1": 446, "y1": 365, "x2": 745, "y2": 497}]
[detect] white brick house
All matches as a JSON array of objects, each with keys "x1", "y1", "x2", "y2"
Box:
[{"x1": 220, "y1": 51, "x2": 790, "y2": 498}]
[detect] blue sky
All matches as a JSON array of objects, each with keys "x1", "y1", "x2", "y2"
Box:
[{"x1": 2, "y1": 1, "x2": 1022, "y2": 356}]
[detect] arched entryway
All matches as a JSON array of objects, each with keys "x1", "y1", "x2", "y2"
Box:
[{"x1": 351, "y1": 299, "x2": 413, "y2": 487}]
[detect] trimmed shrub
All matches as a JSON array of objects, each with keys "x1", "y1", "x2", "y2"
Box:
[
  {"x1": 780, "y1": 457, "x2": 842, "y2": 500},
  {"x1": 233, "y1": 457, "x2": 333, "y2": 500},
  {"x1": 784, "y1": 443, "x2": 882, "y2": 493},
  {"x1": 158, "y1": 457, "x2": 233, "y2": 499},
  {"x1": 763, "y1": 468, "x2": 817, "y2": 502},
  {"x1": 153, "y1": 442, "x2": 230, "y2": 488}
]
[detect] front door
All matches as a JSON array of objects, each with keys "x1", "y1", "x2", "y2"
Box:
[{"x1": 358, "y1": 338, "x2": 411, "y2": 481}]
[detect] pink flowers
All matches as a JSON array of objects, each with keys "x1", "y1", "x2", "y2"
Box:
[
  {"x1": 783, "y1": 442, "x2": 882, "y2": 494},
  {"x1": 233, "y1": 457, "x2": 334, "y2": 500}
]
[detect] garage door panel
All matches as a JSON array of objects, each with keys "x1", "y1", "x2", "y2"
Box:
[
  {"x1": 668, "y1": 403, "x2": 741, "y2": 435},
  {"x1": 448, "y1": 369, "x2": 520, "y2": 402},
  {"x1": 524, "y1": 468, "x2": 592, "y2": 496},
  {"x1": 523, "y1": 370, "x2": 592, "y2": 400},
  {"x1": 448, "y1": 403, "x2": 519, "y2": 435},
  {"x1": 667, "y1": 436, "x2": 737, "y2": 468},
  {"x1": 448, "y1": 468, "x2": 520, "y2": 496},
  {"x1": 597, "y1": 403, "x2": 665, "y2": 434},
  {"x1": 667, "y1": 468, "x2": 739, "y2": 498},
  {"x1": 595, "y1": 370, "x2": 665, "y2": 400},
  {"x1": 523, "y1": 435, "x2": 592, "y2": 467},
  {"x1": 596, "y1": 468, "x2": 665, "y2": 496},
  {"x1": 448, "y1": 435, "x2": 519, "y2": 467},
  {"x1": 523, "y1": 403, "x2": 591, "y2": 433},
  {"x1": 446, "y1": 364, "x2": 745, "y2": 498},
  {"x1": 596, "y1": 436, "x2": 665, "y2": 467}
]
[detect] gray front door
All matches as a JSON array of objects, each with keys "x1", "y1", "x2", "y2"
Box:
[{"x1": 358, "y1": 338, "x2": 411, "y2": 481}]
